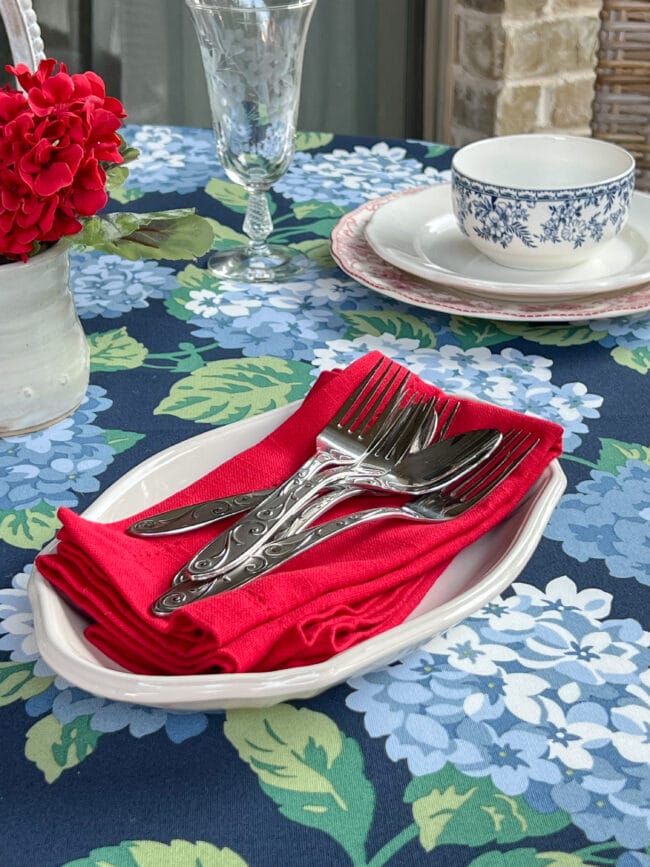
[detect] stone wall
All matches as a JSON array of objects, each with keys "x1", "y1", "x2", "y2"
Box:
[{"x1": 449, "y1": 0, "x2": 603, "y2": 146}]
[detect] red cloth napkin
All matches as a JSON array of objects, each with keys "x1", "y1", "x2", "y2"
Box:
[{"x1": 36, "y1": 352, "x2": 563, "y2": 675}]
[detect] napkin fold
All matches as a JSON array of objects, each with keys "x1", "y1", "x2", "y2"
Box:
[{"x1": 36, "y1": 352, "x2": 563, "y2": 675}]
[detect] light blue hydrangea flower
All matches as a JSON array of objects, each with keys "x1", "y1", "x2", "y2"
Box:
[
  {"x1": 0, "y1": 386, "x2": 115, "y2": 510},
  {"x1": 186, "y1": 266, "x2": 391, "y2": 360},
  {"x1": 545, "y1": 459, "x2": 650, "y2": 583},
  {"x1": 312, "y1": 336, "x2": 601, "y2": 453},
  {"x1": 346, "y1": 576, "x2": 650, "y2": 849},
  {"x1": 72, "y1": 250, "x2": 180, "y2": 319},
  {"x1": 275, "y1": 142, "x2": 450, "y2": 207},
  {"x1": 588, "y1": 313, "x2": 650, "y2": 351},
  {"x1": 122, "y1": 124, "x2": 225, "y2": 194},
  {"x1": 0, "y1": 566, "x2": 210, "y2": 743}
]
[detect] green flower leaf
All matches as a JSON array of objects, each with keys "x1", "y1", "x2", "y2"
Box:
[
  {"x1": 206, "y1": 217, "x2": 249, "y2": 252},
  {"x1": 611, "y1": 344, "x2": 650, "y2": 374},
  {"x1": 291, "y1": 238, "x2": 336, "y2": 268},
  {"x1": 63, "y1": 840, "x2": 249, "y2": 867},
  {"x1": 165, "y1": 264, "x2": 221, "y2": 321},
  {"x1": 0, "y1": 501, "x2": 60, "y2": 550},
  {"x1": 77, "y1": 210, "x2": 214, "y2": 261},
  {"x1": 205, "y1": 178, "x2": 277, "y2": 218},
  {"x1": 102, "y1": 429, "x2": 145, "y2": 455},
  {"x1": 88, "y1": 327, "x2": 148, "y2": 372},
  {"x1": 450, "y1": 316, "x2": 518, "y2": 349},
  {"x1": 295, "y1": 131, "x2": 334, "y2": 150},
  {"x1": 291, "y1": 200, "x2": 348, "y2": 221},
  {"x1": 596, "y1": 437, "x2": 650, "y2": 473},
  {"x1": 497, "y1": 321, "x2": 607, "y2": 347},
  {"x1": 154, "y1": 356, "x2": 312, "y2": 425},
  {"x1": 0, "y1": 661, "x2": 53, "y2": 706},
  {"x1": 405, "y1": 764, "x2": 570, "y2": 851},
  {"x1": 109, "y1": 185, "x2": 146, "y2": 204},
  {"x1": 342, "y1": 310, "x2": 437, "y2": 347},
  {"x1": 425, "y1": 143, "x2": 452, "y2": 159},
  {"x1": 224, "y1": 704, "x2": 375, "y2": 865},
  {"x1": 104, "y1": 163, "x2": 130, "y2": 192},
  {"x1": 468, "y1": 851, "x2": 587, "y2": 867},
  {"x1": 25, "y1": 713, "x2": 103, "y2": 783}
]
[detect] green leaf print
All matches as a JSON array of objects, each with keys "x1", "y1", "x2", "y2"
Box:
[
  {"x1": 63, "y1": 839, "x2": 249, "y2": 867},
  {"x1": 295, "y1": 131, "x2": 334, "y2": 150},
  {"x1": 596, "y1": 437, "x2": 650, "y2": 473},
  {"x1": 0, "y1": 501, "x2": 60, "y2": 550},
  {"x1": 497, "y1": 322, "x2": 607, "y2": 347},
  {"x1": 404, "y1": 764, "x2": 570, "y2": 851},
  {"x1": 291, "y1": 238, "x2": 336, "y2": 268},
  {"x1": 206, "y1": 178, "x2": 267, "y2": 215},
  {"x1": 0, "y1": 661, "x2": 53, "y2": 706},
  {"x1": 165, "y1": 264, "x2": 221, "y2": 322},
  {"x1": 154, "y1": 357, "x2": 312, "y2": 425},
  {"x1": 611, "y1": 344, "x2": 650, "y2": 374},
  {"x1": 424, "y1": 143, "x2": 452, "y2": 159},
  {"x1": 88, "y1": 327, "x2": 148, "y2": 372},
  {"x1": 224, "y1": 704, "x2": 375, "y2": 865},
  {"x1": 25, "y1": 713, "x2": 103, "y2": 783},
  {"x1": 102, "y1": 429, "x2": 145, "y2": 455},
  {"x1": 291, "y1": 200, "x2": 348, "y2": 221},
  {"x1": 342, "y1": 310, "x2": 437, "y2": 347},
  {"x1": 206, "y1": 217, "x2": 249, "y2": 251},
  {"x1": 468, "y1": 850, "x2": 588, "y2": 867},
  {"x1": 449, "y1": 316, "x2": 515, "y2": 349},
  {"x1": 108, "y1": 185, "x2": 146, "y2": 204}
]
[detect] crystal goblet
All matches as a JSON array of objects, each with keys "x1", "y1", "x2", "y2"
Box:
[{"x1": 186, "y1": 0, "x2": 317, "y2": 282}]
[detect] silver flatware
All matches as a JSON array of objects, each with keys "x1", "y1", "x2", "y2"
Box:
[
  {"x1": 128, "y1": 399, "x2": 458, "y2": 538},
  {"x1": 169, "y1": 358, "x2": 437, "y2": 585},
  {"x1": 168, "y1": 426, "x2": 501, "y2": 589},
  {"x1": 152, "y1": 429, "x2": 535, "y2": 616}
]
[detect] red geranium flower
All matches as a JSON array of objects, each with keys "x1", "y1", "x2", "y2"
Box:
[{"x1": 0, "y1": 59, "x2": 127, "y2": 261}]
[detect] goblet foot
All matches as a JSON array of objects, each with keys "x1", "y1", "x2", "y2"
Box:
[{"x1": 207, "y1": 244, "x2": 310, "y2": 283}]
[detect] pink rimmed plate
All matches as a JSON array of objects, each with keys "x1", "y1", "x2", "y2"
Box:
[{"x1": 331, "y1": 187, "x2": 650, "y2": 321}]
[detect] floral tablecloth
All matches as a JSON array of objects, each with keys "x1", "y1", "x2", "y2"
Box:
[{"x1": 1, "y1": 126, "x2": 649, "y2": 867}]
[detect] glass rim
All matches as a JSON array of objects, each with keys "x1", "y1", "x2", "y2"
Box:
[{"x1": 185, "y1": 0, "x2": 315, "y2": 9}]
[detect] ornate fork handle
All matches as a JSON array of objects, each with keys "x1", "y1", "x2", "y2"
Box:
[
  {"x1": 128, "y1": 490, "x2": 273, "y2": 536},
  {"x1": 171, "y1": 456, "x2": 383, "y2": 585},
  {"x1": 153, "y1": 503, "x2": 399, "y2": 615}
]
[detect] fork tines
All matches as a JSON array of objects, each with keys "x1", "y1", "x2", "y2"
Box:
[
  {"x1": 334, "y1": 358, "x2": 410, "y2": 440},
  {"x1": 448, "y1": 429, "x2": 540, "y2": 505}
]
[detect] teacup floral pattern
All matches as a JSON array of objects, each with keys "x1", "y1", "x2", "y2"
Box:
[{"x1": 452, "y1": 172, "x2": 635, "y2": 255}]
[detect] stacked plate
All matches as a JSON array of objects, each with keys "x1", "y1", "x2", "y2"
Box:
[{"x1": 331, "y1": 184, "x2": 650, "y2": 322}]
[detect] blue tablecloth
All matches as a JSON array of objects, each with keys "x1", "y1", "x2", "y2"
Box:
[{"x1": 1, "y1": 126, "x2": 649, "y2": 867}]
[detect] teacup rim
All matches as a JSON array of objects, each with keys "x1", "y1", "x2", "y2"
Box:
[{"x1": 451, "y1": 133, "x2": 636, "y2": 191}]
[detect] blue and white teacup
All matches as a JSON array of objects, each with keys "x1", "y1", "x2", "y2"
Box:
[{"x1": 451, "y1": 134, "x2": 635, "y2": 271}]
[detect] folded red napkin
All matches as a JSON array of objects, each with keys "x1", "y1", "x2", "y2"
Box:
[{"x1": 36, "y1": 352, "x2": 563, "y2": 675}]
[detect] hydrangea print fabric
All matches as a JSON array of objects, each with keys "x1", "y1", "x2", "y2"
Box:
[{"x1": 1, "y1": 127, "x2": 649, "y2": 867}]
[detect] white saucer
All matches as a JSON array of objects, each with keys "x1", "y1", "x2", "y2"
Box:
[
  {"x1": 364, "y1": 185, "x2": 650, "y2": 302},
  {"x1": 28, "y1": 402, "x2": 566, "y2": 711},
  {"x1": 331, "y1": 193, "x2": 650, "y2": 322}
]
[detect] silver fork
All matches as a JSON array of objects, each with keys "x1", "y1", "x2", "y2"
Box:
[
  {"x1": 170, "y1": 359, "x2": 432, "y2": 584},
  {"x1": 128, "y1": 395, "x2": 459, "y2": 538},
  {"x1": 152, "y1": 429, "x2": 538, "y2": 615}
]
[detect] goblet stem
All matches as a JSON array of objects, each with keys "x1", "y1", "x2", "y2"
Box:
[
  {"x1": 207, "y1": 185, "x2": 309, "y2": 283},
  {"x1": 243, "y1": 188, "x2": 273, "y2": 251}
]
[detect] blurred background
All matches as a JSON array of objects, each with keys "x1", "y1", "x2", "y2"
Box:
[
  {"x1": 1, "y1": 0, "x2": 647, "y2": 189},
  {"x1": 0, "y1": 0, "x2": 454, "y2": 141}
]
